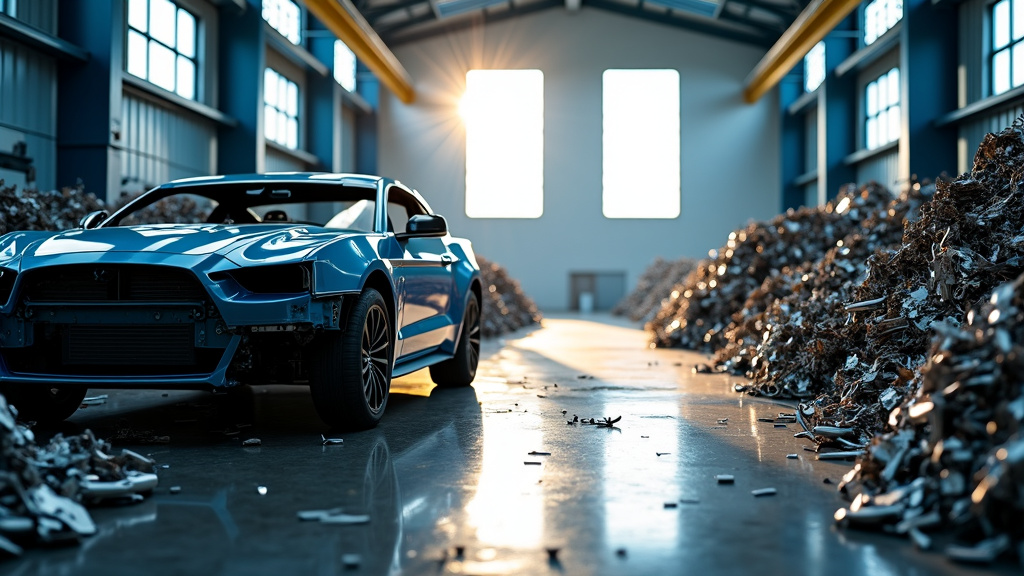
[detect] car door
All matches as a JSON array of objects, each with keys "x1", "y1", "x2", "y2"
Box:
[{"x1": 387, "y1": 187, "x2": 454, "y2": 358}]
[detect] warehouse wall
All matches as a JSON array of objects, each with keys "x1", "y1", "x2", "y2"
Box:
[
  {"x1": 120, "y1": 92, "x2": 217, "y2": 188},
  {"x1": 378, "y1": 9, "x2": 779, "y2": 311},
  {"x1": 0, "y1": 35, "x2": 57, "y2": 191},
  {"x1": 956, "y1": 0, "x2": 1022, "y2": 174}
]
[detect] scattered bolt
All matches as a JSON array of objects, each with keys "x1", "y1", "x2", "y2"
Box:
[
  {"x1": 715, "y1": 475, "x2": 735, "y2": 484},
  {"x1": 321, "y1": 434, "x2": 344, "y2": 446},
  {"x1": 342, "y1": 554, "x2": 361, "y2": 569},
  {"x1": 751, "y1": 488, "x2": 777, "y2": 497}
]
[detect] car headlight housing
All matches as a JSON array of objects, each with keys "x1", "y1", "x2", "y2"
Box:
[
  {"x1": 211, "y1": 263, "x2": 311, "y2": 295},
  {"x1": 0, "y1": 267, "x2": 17, "y2": 306}
]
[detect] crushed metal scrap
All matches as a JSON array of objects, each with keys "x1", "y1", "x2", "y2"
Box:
[
  {"x1": 0, "y1": 394, "x2": 158, "y2": 556},
  {"x1": 648, "y1": 182, "x2": 897, "y2": 352},
  {"x1": 613, "y1": 257, "x2": 699, "y2": 323},
  {"x1": 644, "y1": 119, "x2": 1024, "y2": 561},
  {"x1": 476, "y1": 255, "x2": 542, "y2": 338},
  {"x1": 836, "y1": 271, "x2": 1024, "y2": 562}
]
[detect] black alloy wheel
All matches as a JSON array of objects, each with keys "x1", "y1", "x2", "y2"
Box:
[
  {"x1": 310, "y1": 288, "x2": 392, "y2": 430},
  {"x1": 429, "y1": 291, "x2": 481, "y2": 387}
]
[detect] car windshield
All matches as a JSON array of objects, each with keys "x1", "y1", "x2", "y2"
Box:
[{"x1": 106, "y1": 183, "x2": 379, "y2": 232}]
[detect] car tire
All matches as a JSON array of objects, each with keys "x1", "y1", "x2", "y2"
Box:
[
  {"x1": 429, "y1": 291, "x2": 481, "y2": 388},
  {"x1": 310, "y1": 288, "x2": 392, "y2": 430},
  {"x1": 0, "y1": 384, "x2": 87, "y2": 423}
]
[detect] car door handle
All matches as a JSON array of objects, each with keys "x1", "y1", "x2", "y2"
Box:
[{"x1": 441, "y1": 254, "x2": 454, "y2": 266}]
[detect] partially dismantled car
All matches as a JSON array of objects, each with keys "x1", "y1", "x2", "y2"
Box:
[{"x1": 0, "y1": 173, "x2": 482, "y2": 430}]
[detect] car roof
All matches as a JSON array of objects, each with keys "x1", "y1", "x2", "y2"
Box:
[{"x1": 160, "y1": 173, "x2": 386, "y2": 190}]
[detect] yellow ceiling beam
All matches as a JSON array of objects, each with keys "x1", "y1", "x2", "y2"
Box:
[
  {"x1": 303, "y1": 0, "x2": 416, "y2": 104},
  {"x1": 743, "y1": 0, "x2": 862, "y2": 104}
]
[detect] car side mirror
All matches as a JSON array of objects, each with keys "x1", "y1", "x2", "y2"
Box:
[
  {"x1": 79, "y1": 210, "x2": 109, "y2": 229},
  {"x1": 399, "y1": 214, "x2": 448, "y2": 239}
]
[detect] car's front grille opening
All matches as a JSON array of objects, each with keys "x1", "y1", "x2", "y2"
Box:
[
  {"x1": 20, "y1": 264, "x2": 208, "y2": 303},
  {"x1": 4, "y1": 324, "x2": 223, "y2": 376},
  {"x1": 64, "y1": 325, "x2": 196, "y2": 365}
]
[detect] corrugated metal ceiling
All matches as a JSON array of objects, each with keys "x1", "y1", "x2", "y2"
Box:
[{"x1": 355, "y1": 0, "x2": 813, "y2": 47}]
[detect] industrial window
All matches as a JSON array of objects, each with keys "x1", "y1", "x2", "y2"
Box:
[
  {"x1": 865, "y1": 67, "x2": 900, "y2": 150},
  {"x1": 334, "y1": 40, "x2": 357, "y2": 93},
  {"x1": 863, "y1": 0, "x2": 902, "y2": 45},
  {"x1": 0, "y1": 0, "x2": 11, "y2": 17},
  {"x1": 461, "y1": 70, "x2": 544, "y2": 219},
  {"x1": 262, "y1": 0, "x2": 301, "y2": 45},
  {"x1": 602, "y1": 69, "x2": 680, "y2": 219},
  {"x1": 804, "y1": 42, "x2": 825, "y2": 92},
  {"x1": 992, "y1": 0, "x2": 1024, "y2": 95},
  {"x1": 264, "y1": 68, "x2": 299, "y2": 149},
  {"x1": 126, "y1": 0, "x2": 198, "y2": 100}
]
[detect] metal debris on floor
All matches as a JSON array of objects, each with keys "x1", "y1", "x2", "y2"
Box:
[
  {"x1": 80, "y1": 395, "x2": 108, "y2": 407},
  {"x1": 241, "y1": 438, "x2": 261, "y2": 447},
  {"x1": 0, "y1": 394, "x2": 158, "y2": 556},
  {"x1": 296, "y1": 508, "x2": 370, "y2": 525}
]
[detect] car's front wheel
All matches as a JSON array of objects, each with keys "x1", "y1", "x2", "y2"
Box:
[
  {"x1": 429, "y1": 291, "x2": 481, "y2": 388},
  {"x1": 0, "y1": 384, "x2": 87, "y2": 423},
  {"x1": 310, "y1": 288, "x2": 392, "y2": 430}
]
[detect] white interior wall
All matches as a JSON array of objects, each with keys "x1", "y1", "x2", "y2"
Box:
[{"x1": 379, "y1": 8, "x2": 780, "y2": 311}]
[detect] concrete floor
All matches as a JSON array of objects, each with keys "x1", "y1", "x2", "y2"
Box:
[{"x1": 5, "y1": 314, "x2": 1014, "y2": 575}]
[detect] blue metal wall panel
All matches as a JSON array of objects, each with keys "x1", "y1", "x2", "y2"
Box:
[
  {"x1": 13, "y1": 0, "x2": 57, "y2": 34},
  {"x1": 0, "y1": 38, "x2": 55, "y2": 135},
  {"x1": 265, "y1": 148, "x2": 305, "y2": 172},
  {"x1": 341, "y1": 107, "x2": 356, "y2": 172},
  {"x1": 0, "y1": 37, "x2": 57, "y2": 189},
  {"x1": 803, "y1": 107, "x2": 817, "y2": 173},
  {"x1": 959, "y1": 0, "x2": 985, "y2": 107},
  {"x1": 120, "y1": 92, "x2": 216, "y2": 188},
  {"x1": 855, "y1": 150, "x2": 899, "y2": 191},
  {"x1": 803, "y1": 181, "x2": 818, "y2": 208}
]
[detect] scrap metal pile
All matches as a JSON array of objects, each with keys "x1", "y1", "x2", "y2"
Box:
[
  {"x1": 834, "y1": 271, "x2": 1024, "y2": 560},
  {"x1": 0, "y1": 395, "x2": 158, "y2": 556},
  {"x1": 476, "y1": 256, "x2": 542, "y2": 338},
  {"x1": 0, "y1": 182, "x2": 105, "y2": 234},
  {"x1": 645, "y1": 120, "x2": 1024, "y2": 561},
  {"x1": 648, "y1": 182, "x2": 896, "y2": 351},
  {"x1": 612, "y1": 257, "x2": 699, "y2": 323}
]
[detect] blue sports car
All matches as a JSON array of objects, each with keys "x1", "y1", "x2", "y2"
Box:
[{"x1": 0, "y1": 174, "x2": 482, "y2": 430}]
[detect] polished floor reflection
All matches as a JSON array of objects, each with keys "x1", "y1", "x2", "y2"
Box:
[{"x1": 4, "y1": 314, "x2": 1014, "y2": 575}]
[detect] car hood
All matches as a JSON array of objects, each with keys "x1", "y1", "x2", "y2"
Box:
[{"x1": 11, "y1": 224, "x2": 360, "y2": 266}]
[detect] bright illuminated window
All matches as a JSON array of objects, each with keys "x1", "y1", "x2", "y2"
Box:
[
  {"x1": 264, "y1": 68, "x2": 299, "y2": 149},
  {"x1": 461, "y1": 70, "x2": 544, "y2": 219},
  {"x1": 126, "y1": 0, "x2": 198, "y2": 100},
  {"x1": 864, "y1": 0, "x2": 902, "y2": 45},
  {"x1": 992, "y1": 0, "x2": 1024, "y2": 95},
  {"x1": 262, "y1": 0, "x2": 301, "y2": 45},
  {"x1": 602, "y1": 69, "x2": 680, "y2": 219},
  {"x1": 865, "y1": 67, "x2": 900, "y2": 150},
  {"x1": 334, "y1": 40, "x2": 357, "y2": 93},
  {"x1": 804, "y1": 42, "x2": 825, "y2": 92}
]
